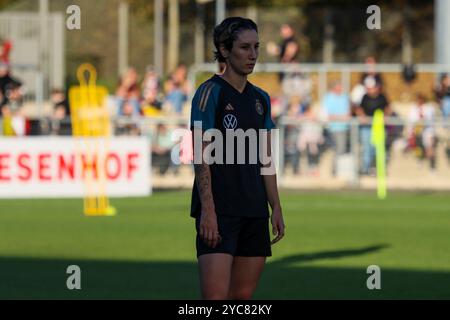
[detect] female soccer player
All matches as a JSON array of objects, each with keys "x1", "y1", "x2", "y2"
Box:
[{"x1": 190, "y1": 17, "x2": 285, "y2": 300}]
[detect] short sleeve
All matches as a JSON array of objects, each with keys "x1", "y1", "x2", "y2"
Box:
[
  {"x1": 190, "y1": 81, "x2": 220, "y2": 131},
  {"x1": 261, "y1": 91, "x2": 276, "y2": 130},
  {"x1": 254, "y1": 85, "x2": 275, "y2": 130}
]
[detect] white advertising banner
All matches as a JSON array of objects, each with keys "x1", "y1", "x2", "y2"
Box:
[{"x1": 0, "y1": 137, "x2": 151, "y2": 198}]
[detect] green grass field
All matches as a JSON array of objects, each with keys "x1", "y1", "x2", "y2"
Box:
[{"x1": 0, "y1": 190, "x2": 449, "y2": 299}]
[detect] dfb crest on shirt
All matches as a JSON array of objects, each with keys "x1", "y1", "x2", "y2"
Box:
[
  {"x1": 223, "y1": 114, "x2": 238, "y2": 129},
  {"x1": 255, "y1": 99, "x2": 264, "y2": 115}
]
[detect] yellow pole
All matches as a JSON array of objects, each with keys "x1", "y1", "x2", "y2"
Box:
[{"x1": 371, "y1": 109, "x2": 387, "y2": 199}]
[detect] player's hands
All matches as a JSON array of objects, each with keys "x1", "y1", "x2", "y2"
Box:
[
  {"x1": 271, "y1": 206, "x2": 285, "y2": 245},
  {"x1": 199, "y1": 211, "x2": 222, "y2": 248}
]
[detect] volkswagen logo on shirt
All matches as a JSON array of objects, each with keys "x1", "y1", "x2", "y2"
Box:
[{"x1": 223, "y1": 114, "x2": 238, "y2": 129}]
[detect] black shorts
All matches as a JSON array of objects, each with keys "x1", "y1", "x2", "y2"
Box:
[{"x1": 195, "y1": 215, "x2": 272, "y2": 258}]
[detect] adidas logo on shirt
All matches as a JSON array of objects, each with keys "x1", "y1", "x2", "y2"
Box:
[{"x1": 225, "y1": 103, "x2": 234, "y2": 111}]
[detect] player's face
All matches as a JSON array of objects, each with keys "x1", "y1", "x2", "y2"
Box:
[{"x1": 226, "y1": 29, "x2": 259, "y2": 76}]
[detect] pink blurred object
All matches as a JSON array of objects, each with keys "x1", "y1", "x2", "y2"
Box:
[{"x1": 179, "y1": 131, "x2": 193, "y2": 164}]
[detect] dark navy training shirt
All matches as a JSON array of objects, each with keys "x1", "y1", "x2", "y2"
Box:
[{"x1": 190, "y1": 74, "x2": 275, "y2": 218}]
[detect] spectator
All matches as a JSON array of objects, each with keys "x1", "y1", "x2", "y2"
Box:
[
  {"x1": 407, "y1": 94, "x2": 437, "y2": 171},
  {"x1": 1, "y1": 81, "x2": 26, "y2": 136},
  {"x1": 115, "y1": 68, "x2": 141, "y2": 135},
  {"x1": 164, "y1": 63, "x2": 189, "y2": 115},
  {"x1": 350, "y1": 56, "x2": 384, "y2": 115},
  {"x1": 142, "y1": 66, "x2": 160, "y2": 96},
  {"x1": 284, "y1": 96, "x2": 302, "y2": 175},
  {"x1": 50, "y1": 89, "x2": 71, "y2": 135},
  {"x1": 434, "y1": 73, "x2": 450, "y2": 119},
  {"x1": 267, "y1": 24, "x2": 304, "y2": 101},
  {"x1": 278, "y1": 24, "x2": 299, "y2": 64},
  {"x1": 151, "y1": 123, "x2": 176, "y2": 175},
  {"x1": 141, "y1": 66, "x2": 163, "y2": 117},
  {"x1": 269, "y1": 95, "x2": 285, "y2": 126},
  {"x1": 115, "y1": 67, "x2": 141, "y2": 115},
  {"x1": 297, "y1": 105, "x2": 325, "y2": 176},
  {"x1": 322, "y1": 80, "x2": 351, "y2": 175},
  {"x1": 3, "y1": 79, "x2": 23, "y2": 111},
  {"x1": 141, "y1": 87, "x2": 163, "y2": 117},
  {"x1": 267, "y1": 24, "x2": 299, "y2": 80},
  {"x1": 356, "y1": 77, "x2": 390, "y2": 175},
  {"x1": 115, "y1": 99, "x2": 141, "y2": 136},
  {"x1": 350, "y1": 82, "x2": 366, "y2": 116},
  {"x1": 384, "y1": 108, "x2": 403, "y2": 167},
  {"x1": 0, "y1": 61, "x2": 22, "y2": 109},
  {"x1": 360, "y1": 56, "x2": 383, "y2": 88},
  {"x1": 435, "y1": 73, "x2": 450, "y2": 163}
]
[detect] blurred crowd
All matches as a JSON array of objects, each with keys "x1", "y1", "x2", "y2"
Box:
[
  {"x1": 267, "y1": 25, "x2": 450, "y2": 177},
  {"x1": 1, "y1": 28, "x2": 450, "y2": 178},
  {"x1": 271, "y1": 52, "x2": 450, "y2": 177},
  {"x1": 109, "y1": 63, "x2": 191, "y2": 175}
]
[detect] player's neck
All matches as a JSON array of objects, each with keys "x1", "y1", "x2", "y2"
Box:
[{"x1": 220, "y1": 69, "x2": 247, "y2": 93}]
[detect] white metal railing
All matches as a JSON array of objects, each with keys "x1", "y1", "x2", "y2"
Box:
[{"x1": 188, "y1": 62, "x2": 450, "y2": 103}]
